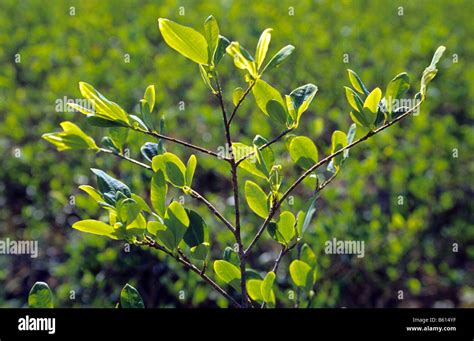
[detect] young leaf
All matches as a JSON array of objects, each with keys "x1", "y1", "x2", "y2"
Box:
[
  {"x1": 232, "y1": 87, "x2": 244, "y2": 106},
  {"x1": 385, "y1": 72, "x2": 410, "y2": 113},
  {"x1": 300, "y1": 243, "x2": 316, "y2": 266},
  {"x1": 226, "y1": 41, "x2": 257, "y2": 77},
  {"x1": 28, "y1": 282, "x2": 54, "y2": 308},
  {"x1": 214, "y1": 260, "x2": 241, "y2": 290},
  {"x1": 164, "y1": 201, "x2": 190, "y2": 248},
  {"x1": 185, "y1": 155, "x2": 197, "y2": 187},
  {"x1": 347, "y1": 69, "x2": 369, "y2": 95},
  {"x1": 120, "y1": 283, "x2": 145, "y2": 308},
  {"x1": 203, "y1": 15, "x2": 219, "y2": 65},
  {"x1": 344, "y1": 123, "x2": 357, "y2": 159},
  {"x1": 363, "y1": 87, "x2": 382, "y2": 127},
  {"x1": 42, "y1": 121, "x2": 98, "y2": 151},
  {"x1": 255, "y1": 28, "x2": 272, "y2": 71},
  {"x1": 262, "y1": 44, "x2": 295, "y2": 73},
  {"x1": 117, "y1": 198, "x2": 141, "y2": 224},
  {"x1": 151, "y1": 170, "x2": 167, "y2": 217},
  {"x1": 344, "y1": 87, "x2": 364, "y2": 113},
  {"x1": 158, "y1": 18, "x2": 208, "y2": 65},
  {"x1": 289, "y1": 136, "x2": 318, "y2": 170},
  {"x1": 247, "y1": 279, "x2": 264, "y2": 302},
  {"x1": 78, "y1": 82, "x2": 129, "y2": 124},
  {"x1": 144, "y1": 85, "x2": 156, "y2": 113},
  {"x1": 245, "y1": 181, "x2": 269, "y2": 218},
  {"x1": 190, "y1": 242, "x2": 210, "y2": 261},
  {"x1": 79, "y1": 185, "x2": 103, "y2": 203},
  {"x1": 420, "y1": 45, "x2": 446, "y2": 99},
  {"x1": 331, "y1": 130, "x2": 348, "y2": 167},
  {"x1": 296, "y1": 195, "x2": 317, "y2": 236},
  {"x1": 289, "y1": 84, "x2": 318, "y2": 125},
  {"x1": 261, "y1": 271, "x2": 276, "y2": 304},
  {"x1": 289, "y1": 259, "x2": 315, "y2": 291},
  {"x1": 214, "y1": 35, "x2": 230, "y2": 65},
  {"x1": 108, "y1": 126, "x2": 128, "y2": 152},
  {"x1": 153, "y1": 153, "x2": 187, "y2": 188},
  {"x1": 72, "y1": 219, "x2": 118, "y2": 240}
]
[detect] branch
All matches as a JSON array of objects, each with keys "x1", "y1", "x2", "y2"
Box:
[
  {"x1": 236, "y1": 128, "x2": 294, "y2": 165},
  {"x1": 142, "y1": 237, "x2": 241, "y2": 308},
  {"x1": 99, "y1": 148, "x2": 152, "y2": 170},
  {"x1": 214, "y1": 75, "x2": 249, "y2": 307},
  {"x1": 132, "y1": 127, "x2": 224, "y2": 159},
  {"x1": 190, "y1": 189, "x2": 236, "y2": 233},
  {"x1": 245, "y1": 102, "x2": 422, "y2": 255},
  {"x1": 228, "y1": 82, "x2": 255, "y2": 125}
]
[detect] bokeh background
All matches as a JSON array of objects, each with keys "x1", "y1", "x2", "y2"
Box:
[{"x1": 0, "y1": 0, "x2": 473, "y2": 308}]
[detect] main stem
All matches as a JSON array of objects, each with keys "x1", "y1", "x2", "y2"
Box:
[{"x1": 214, "y1": 75, "x2": 248, "y2": 308}]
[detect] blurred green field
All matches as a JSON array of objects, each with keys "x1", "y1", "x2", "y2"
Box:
[{"x1": 0, "y1": 0, "x2": 473, "y2": 307}]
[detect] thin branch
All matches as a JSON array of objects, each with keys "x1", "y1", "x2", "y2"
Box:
[
  {"x1": 132, "y1": 127, "x2": 224, "y2": 159},
  {"x1": 245, "y1": 102, "x2": 422, "y2": 255},
  {"x1": 236, "y1": 128, "x2": 294, "y2": 165},
  {"x1": 214, "y1": 75, "x2": 249, "y2": 308},
  {"x1": 228, "y1": 82, "x2": 255, "y2": 125},
  {"x1": 99, "y1": 148, "x2": 152, "y2": 170},
  {"x1": 142, "y1": 237, "x2": 241, "y2": 308},
  {"x1": 190, "y1": 189, "x2": 236, "y2": 233}
]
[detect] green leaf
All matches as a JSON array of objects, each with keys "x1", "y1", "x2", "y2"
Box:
[
  {"x1": 420, "y1": 45, "x2": 446, "y2": 99},
  {"x1": 151, "y1": 170, "x2": 167, "y2": 217},
  {"x1": 289, "y1": 84, "x2": 318, "y2": 125},
  {"x1": 331, "y1": 130, "x2": 348, "y2": 167},
  {"x1": 268, "y1": 211, "x2": 296, "y2": 245},
  {"x1": 28, "y1": 282, "x2": 54, "y2": 308},
  {"x1": 117, "y1": 198, "x2": 141, "y2": 224},
  {"x1": 79, "y1": 185, "x2": 103, "y2": 203},
  {"x1": 91, "y1": 168, "x2": 131, "y2": 205},
  {"x1": 42, "y1": 121, "x2": 98, "y2": 151},
  {"x1": 363, "y1": 87, "x2": 382, "y2": 128},
  {"x1": 255, "y1": 28, "x2": 272, "y2": 70},
  {"x1": 214, "y1": 260, "x2": 241, "y2": 290},
  {"x1": 223, "y1": 246, "x2": 240, "y2": 267},
  {"x1": 289, "y1": 259, "x2": 315, "y2": 291},
  {"x1": 144, "y1": 85, "x2": 155, "y2": 113},
  {"x1": 183, "y1": 209, "x2": 208, "y2": 248},
  {"x1": 131, "y1": 193, "x2": 151, "y2": 214},
  {"x1": 300, "y1": 243, "x2": 316, "y2": 266},
  {"x1": 245, "y1": 181, "x2": 269, "y2": 218},
  {"x1": 72, "y1": 219, "x2": 118, "y2": 240},
  {"x1": 296, "y1": 195, "x2": 317, "y2": 236},
  {"x1": 204, "y1": 15, "x2": 219, "y2": 65},
  {"x1": 158, "y1": 18, "x2": 208, "y2": 65},
  {"x1": 252, "y1": 79, "x2": 287, "y2": 124},
  {"x1": 344, "y1": 87, "x2": 364, "y2": 113},
  {"x1": 232, "y1": 87, "x2": 244, "y2": 106},
  {"x1": 78, "y1": 82, "x2": 129, "y2": 124},
  {"x1": 347, "y1": 69, "x2": 369, "y2": 95},
  {"x1": 120, "y1": 283, "x2": 144, "y2": 308},
  {"x1": 261, "y1": 271, "x2": 276, "y2": 304},
  {"x1": 247, "y1": 279, "x2": 264, "y2": 302},
  {"x1": 153, "y1": 153, "x2": 187, "y2": 188},
  {"x1": 108, "y1": 126, "x2": 128, "y2": 152},
  {"x1": 190, "y1": 242, "x2": 210, "y2": 261},
  {"x1": 140, "y1": 142, "x2": 160, "y2": 162},
  {"x1": 385, "y1": 73, "x2": 410, "y2": 113},
  {"x1": 289, "y1": 136, "x2": 318, "y2": 170},
  {"x1": 262, "y1": 45, "x2": 295, "y2": 73},
  {"x1": 185, "y1": 154, "x2": 197, "y2": 187},
  {"x1": 214, "y1": 35, "x2": 230, "y2": 65},
  {"x1": 344, "y1": 123, "x2": 357, "y2": 159},
  {"x1": 164, "y1": 201, "x2": 190, "y2": 249}
]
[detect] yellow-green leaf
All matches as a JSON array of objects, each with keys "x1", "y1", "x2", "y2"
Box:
[
  {"x1": 255, "y1": 28, "x2": 272, "y2": 70},
  {"x1": 72, "y1": 219, "x2": 117, "y2": 240},
  {"x1": 289, "y1": 136, "x2": 318, "y2": 170},
  {"x1": 245, "y1": 181, "x2": 269, "y2": 218}
]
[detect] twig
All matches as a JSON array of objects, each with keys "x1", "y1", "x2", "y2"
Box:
[
  {"x1": 235, "y1": 128, "x2": 294, "y2": 165},
  {"x1": 190, "y1": 189, "x2": 236, "y2": 233},
  {"x1": 99, "y1": 148, "x2": 152, "y2": 170},
  {"x1": 245, "y1": 102, "x2": 422, "y2": 255},
  {"x1": 214, "y1": 75, "x2": 249, "y2": 307},
  {"x1": 143, "y1": 236, "x2": 241, "y2": 308},
  {"x1": 227, "y1": 82, "x2": 255, "y2": 125},
  {"x1": 132, "y1": 127, "x2": 223, "y2": 159}
]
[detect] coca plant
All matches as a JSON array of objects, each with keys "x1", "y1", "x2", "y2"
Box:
[{"x1": 42, "y1": 16, "x2": 445, "y2": 308}]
